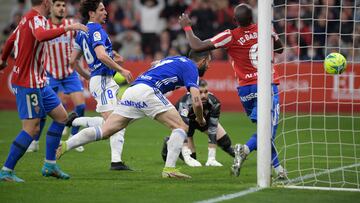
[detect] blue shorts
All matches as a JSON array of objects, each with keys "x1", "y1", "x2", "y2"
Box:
[
  {"x1": 237, "y1": 84, "x2": 280, "y2": 138},
  {"x1": 47, "y1": 71, "x2": 83, "y2": 94},
  {"x1": 12, "y1": 85, "x2": 61, "y2": 119}
]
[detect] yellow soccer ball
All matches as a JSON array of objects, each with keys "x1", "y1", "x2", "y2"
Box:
[
  {"x1": 113, "y1": 72, "x2": 127, "y2": 85},
  {"x1": 324, "y1": 53, "x2": 347, "y2": 74}
]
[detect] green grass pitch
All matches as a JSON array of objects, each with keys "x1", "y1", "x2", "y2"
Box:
[{"x1": 0, "y1": 111, "x2": 359, "y2": 202}]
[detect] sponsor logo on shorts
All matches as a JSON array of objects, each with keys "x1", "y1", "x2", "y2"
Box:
[
  {"x1": 240, "y1": 92, "x2": 257, "y2": 102},
  {"x1": 120, "y1": 100, "x2": 148, "y2": 109}
]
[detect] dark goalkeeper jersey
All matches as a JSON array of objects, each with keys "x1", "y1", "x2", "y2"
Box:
[{"x1": 175, "y1": 92, "x2": 221, "y2": 137}]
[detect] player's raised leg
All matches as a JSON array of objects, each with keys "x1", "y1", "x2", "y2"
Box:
[
  {"x1": 64, "y1": 71, "x2": 87, "y2": 152},
  {"x1": 57, "y1": 113, "x2": 131, "y2": 158}
]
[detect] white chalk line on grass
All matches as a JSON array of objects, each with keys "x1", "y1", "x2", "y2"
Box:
[
  {"x1": 195, "y1": 163, "x2": 360, "y2": 203},
  {"x1": 283, "y1": 162, "x2": 360, "y2": 185},
  {"x1": 194, "y1": 187, "x2": 263, "y2": 203}
]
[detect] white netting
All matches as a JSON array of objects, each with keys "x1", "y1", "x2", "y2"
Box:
[{"x1": 272, "y1": 0, "x2": 360, "y2": 190}]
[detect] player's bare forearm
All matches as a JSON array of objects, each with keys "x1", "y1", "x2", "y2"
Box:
[
  {"x1": 179, "y1": 13, "x2": 214, "y2": 52},
  {"x1": 185, "y1": 31, "x2": 214, "y2": 52},
  {"x1": 73, "y1": 58, "x2": 91, "y2": 80},
  {"x1": 95, "y1": 46, "x2": 133, "y2": 82},
  {"x1": 112, "y1": 50, "x2": 124, "y2": 65},
  {"x1": 190, "y1": 87, "x2": 205, "y2": 126},
  {"x1": 1, "y1": 30, "x2": 16, "y2": 62},
  {"x1": 70, "y1": 50, "x2": 90, "y2": 80}
]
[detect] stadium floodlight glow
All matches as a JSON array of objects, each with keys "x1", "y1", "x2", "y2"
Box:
[{"x1": 257, "y1": 0, "x2": 272, "y2": 188}]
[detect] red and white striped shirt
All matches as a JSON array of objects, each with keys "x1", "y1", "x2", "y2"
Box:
[
  {"x1": 1, "y1": 9, "x2": 66, "y2": 88},
  {"x1": 210, "y1": 24, "x2": 280, "y2": 86},
  {"x1": 45, "y1": 18, "x2": 76, "y2": 79}
]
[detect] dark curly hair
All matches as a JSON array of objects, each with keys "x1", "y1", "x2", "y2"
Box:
[{"x1": 80, "y1": 0, "x2": 102, "y2": 21}]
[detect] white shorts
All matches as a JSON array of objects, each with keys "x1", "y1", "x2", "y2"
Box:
[
  {"x1": 114, "y1": 83, "x2": 175, "y2": 119},
  {"x1": 89, "y1": 75, "x2": 119, "y2": 113}
]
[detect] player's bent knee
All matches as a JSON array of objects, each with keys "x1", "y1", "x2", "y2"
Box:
[
  {"x1": 49, "y1": 105, "x2": 69, "y2": 124},
  {"x1": 23, "y1": 125, "x2": 40, "y2": 137},
  {"x1": 22, "y1": 119, "x2": 41, "y2": 137}
]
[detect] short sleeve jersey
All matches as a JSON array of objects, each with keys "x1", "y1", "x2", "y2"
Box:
[
  {"x1": 210, "y1": 24, "x2": 280, "y2": 86},
  {"x1": 132, "y1": 56, "x2": 199, "y2": 94},
  {"x1": 74, "y1": 22, "x2": 115, "y2": 77}
]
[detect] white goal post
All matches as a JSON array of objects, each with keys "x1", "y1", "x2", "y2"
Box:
[
  {"x1": 258, "y1": 0, "x2": 360, "y2": 192},
  {"x1": 257, "y1": 0, "x2": 273, "y2": 188}
]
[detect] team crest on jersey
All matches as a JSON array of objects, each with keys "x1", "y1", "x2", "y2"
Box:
[
  {"x1": 34, "y1": 17, "x2": 44, "y2": 29},
  {"x1": 93, "y1": 31, "x2": 101, "y2": 41},
  {"x1": 34, "y1": 106, "x2": 40, "y2": 114},
  {"x1": 180, "y1": 109, "x2": 189, "y2": 117}
]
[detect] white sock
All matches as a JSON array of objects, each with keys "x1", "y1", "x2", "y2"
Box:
[
  {"x1": 72, "y1": 117, "x2": 104, "y2": 127},
  {"x1": 165, "y1": 128, "x2": 187, "y2": 168},
  {"x1": 66, "y1": 126, "x2": 103, "y2": 150},
  {"x1": 181, "y1": 146, "x2": 192, "y2": 159},
  {"x1": 2, "y1": 166, "x2": 12, "y2": 171},
  {"x1": 45, "y1": 160, "x2": 56, "y2": 164},
  {"x1": 207, "y1": 147, "x2": 216, "y2": 160},
  {"x1": 110, "y1": 128, "x2": 125, "y2": 163},
  {"x1": 274, "y1": 165, "x2": 284, "y2": 174}
]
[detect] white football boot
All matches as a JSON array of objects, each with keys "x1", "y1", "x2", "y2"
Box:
[
  {"x1": 26, "y1": 140, "x2": 39, "y2": 152},
  {"x1": 182, "y1": 146, "x2": 202, "y2": 167},
  {"x1": 274, "y1": 165, "x2": 288, "y2": 180},
  {"x1": 205, "y1": 148, "x2": 223, "y2": 166},
  {"x1": 231, "y1": 144, "x2": 249, "y2": 176}
]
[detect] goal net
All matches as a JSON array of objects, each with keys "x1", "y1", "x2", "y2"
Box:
[{"x1": 272, "y1": 0, "x2": 360, "y2": 191}]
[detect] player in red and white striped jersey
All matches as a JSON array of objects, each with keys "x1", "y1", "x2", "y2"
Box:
[
  {"x1": 27, "y1": 0, "x2": 88, "y2": 153},
  {"x1": 45, "y1": 17, "x2": 76, "y2": 79},
  {"x1": 0, "y1": 0, "x2": 87, "y2": 182},
  {"x1": 179, "y1": 3, "x2": 288, "y2": 179}
]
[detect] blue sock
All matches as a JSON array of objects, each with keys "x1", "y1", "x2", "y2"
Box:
[
  {"x1": 71, "y1": 104, "x2": 85, "y2": 135},
  {"x1": 271, "y1": 142, "x2": 280, "y2": 168},
  {"x1": 246, "y1": 133, "x2": 257, "y2": 152},
  {"x1": 4, "y1": 131, "x2": 34, "y2": 170},
  {"x1": 46, "y1": 121, "x2": 65, "y2": 161},
  {"x1": 34, "y1": 118, "x2": 46, "y2": 141}
]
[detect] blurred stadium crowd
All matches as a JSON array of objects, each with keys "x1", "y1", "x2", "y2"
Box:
[{"x1": 1, "y1": 0, "x2": 359, "y2": 62}]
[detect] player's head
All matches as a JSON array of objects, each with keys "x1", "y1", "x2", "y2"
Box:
[
  {"x1": 188, "y1": 50, "x2": 211, "y2": 77},
  {"x1": 31, "y1": 0, "x2": 53, "y2": 15},
  {"x1": 199, "y1": 79, "x2": 209, "y2": 103},
  {"x1": 51, "y1": 0, "x2": 66, "y2": 21},
  {"x1": 233, "y1": 3, "x2": 253, "y2": 27},
  {"x1": 80, "y1": 0, "x2": 107, "y2": 24}
]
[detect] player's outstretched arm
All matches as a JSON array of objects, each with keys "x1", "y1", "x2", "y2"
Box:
[
  {"x1": 178, "y1": 13, "x2": 215, "y2": 52},
  {"x1": 0, "y1": 28, "x2": 17, "y2": 68},
  {"x1": 64, "y1": 23, "x2": 88, "y2": 33},
  {"x1": 70, "y1": 49, "x2": 90, "y2": 80},
  {"x1": 189, "y1": 87, "x2": 206, "y2": 126},
  {"x1": 34, "y1": 23, "x2": 88, "y2": 42},
  {"x1": 94, "y1": 45, "x2": 133, "y2": 83}
]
